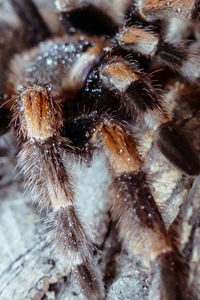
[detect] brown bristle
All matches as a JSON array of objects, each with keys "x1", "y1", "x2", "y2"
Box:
[
  {"x1": 20, "y1": 85, "x2": 62, "y2": 140},
  {"x1": 121, "y1": 27, "x2": 156, "y2": 44},
  {"x1": 92, "y1": 122, "x2": 142, "y2": 174},
  {"x1": 118, "y1": 26, "x2": 159, "y2": 56},
  {"x1": 103, "y1": 61, "x2": 137, "y2": 79},
  {"x1": 140, "y1": 0, "x2": 195, "y2": 20},
  {"x1": 100, "y1": 60, "x2": 139, "y2": 93}
]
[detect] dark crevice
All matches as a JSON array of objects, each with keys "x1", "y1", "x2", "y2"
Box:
[
  {"x1": 98, "y1": 211, "x2": 113, "y2": 252},
  {"x1": 62, "y1": 6, "x2": 118, "y2": 36},
  {"x1": 158, "y1": 122, "x2": 200, "y2": 176},
  {"x1": 48, "y1": 276, "x2": 68, "y2": 294},
  {"x1": 96, "y1": 216, "x2": 122, "y2": 292},
  {"x1": 41, "y1": 276, "x2": 68, "y2": 300},
  {"x1": 182, "y1": 225, "x2": 198, "y2": 261},
  {"x1": 103, "y1": 224, "x2": 121, "y2": 291},
  {"x1": 192, "y1": 0, "x2": 200, "y2": 21},
  {"x1": 182, "y1": 208, "x2": 200, "y2": 260},
  {"x1": 156, "y1": 42, "x2": 187, "y2": 68}
]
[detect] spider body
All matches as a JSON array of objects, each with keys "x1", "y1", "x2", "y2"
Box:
[{"x1": 1, "y1": 0, "x2": 200, "y2": 299}]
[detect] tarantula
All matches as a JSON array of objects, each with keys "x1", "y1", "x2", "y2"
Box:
[{"x1": 1, "y1": 0, "x2": 200, "y2": 299}]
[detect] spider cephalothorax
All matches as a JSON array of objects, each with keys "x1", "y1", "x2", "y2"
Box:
[{"x1": 1, "y1": 0, "x2": 200, "y2": 299}]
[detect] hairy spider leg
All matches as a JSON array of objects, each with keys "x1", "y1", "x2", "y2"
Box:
[
  {"x1": 14, "y1": 85, "x2": 104, "y2": 300},
  {"x1": 99, "y1": 57, "x2": 200, "y2": 175},
  {"x1": 117, "y1": 26, "x2": 200, "y2": 85},
  {"x1": 137, "y1": 0, "x2": 199, "y2": 23},
  {"x1": 65, "y1": 112, "x2": 194, "y2": 300},
  {"x1": 92, "y1": 116, "x2": 194, "y2": 300}
]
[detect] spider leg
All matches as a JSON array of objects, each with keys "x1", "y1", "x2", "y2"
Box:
[
  {"x1": 99, "y1": 57, "x2": 200, "y2": 175},
  {"x1": 137, "y1": 0, "x2": 199, "y2": 23},
  {"x1": 108, "y1": 172, "x2": 190, "y2": 300},
  {"x1": 117, "y1": 26, "x2": 159, "y2": 57},
  {"x1": 65, "y1": 112, "x2": 194, "y2": 300},
  {"x1": 99, "y1": 57, "x2": 170, "y2": 129},
  {"x1": 13, "y1": 85, "x2": 104, "y2": 300},
  {"x1": 117, "y1": 26, "x2": 200, "y2": 85},
  {"x1": 93, "y1": 117, "x2": 193, "y2": 300}
]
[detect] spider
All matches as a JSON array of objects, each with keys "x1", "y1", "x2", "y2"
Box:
[{"x1": 1, "y1": 0, "x2": 200, "y2": 299}]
